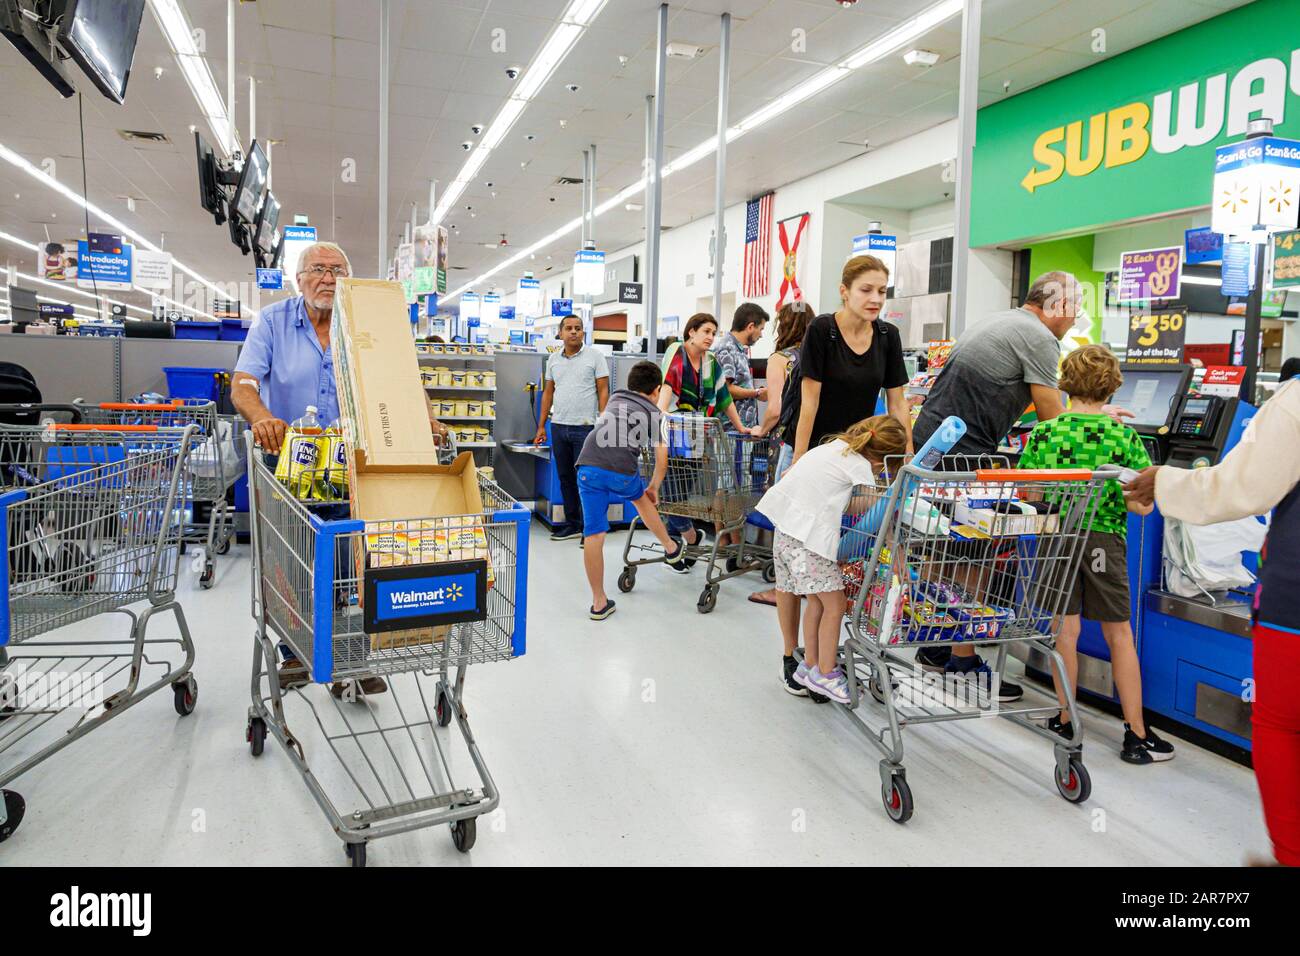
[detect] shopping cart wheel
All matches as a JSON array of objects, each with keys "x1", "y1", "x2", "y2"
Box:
[
  {"x1": 345, "y1": 841, "x2": 367, "y2": 867},
  {"x1": 1055, "y1": 757, "x2": 1092, "y2": 804},
  {"x1": 868, "y1": 672, "x2": 889, "y2": 706},
  {"x1": 450, "y1": 816, "x2": 476, "y2": 853},
  {"x1": 697, "y1": 585, "x2": 718, "y2": 614},
  {"x1": 199, "y1": 562, "x2": 215, "y2": 589},
  {"x1": 435, "y1": 689, "x2": 452, "y2": 727},
  {"x1": 172, "y1": 675, "x2": 198, "y2": 716},
  {"x1": 215, "y1": 536, "x2": 232, "y2": 556},
  {"x1": 762, "y1": 561, "x2": 776, "y2": 584},
  {"x1": 247, "y1": 716, "x2": 267, "y2": 757},
  {"x1": 881, "y1": 775, "x2": 913, "y2": 824},
  {"x1": 0, "y1": 789, "x2": 25, "y2": 843},
  {"x1": 617, "y1": 567, "x2": 636, "y2": 593}
]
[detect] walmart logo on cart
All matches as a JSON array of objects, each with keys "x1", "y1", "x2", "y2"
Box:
[
  {"x1": 376, "y1": 572, "x2": 478, "y2": 619},
  {"x1": 391, "y1": 583, "x2": 463, "y2": 607}
]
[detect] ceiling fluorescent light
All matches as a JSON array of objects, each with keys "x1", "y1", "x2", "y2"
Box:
[
  {"x1": 147, "y1": 0, "x2": 234, "y2": 156},
  {"x1": 445, "y1": 0, "x2": 959, "y2": 299},
  {"x1": 432, "y1": 3, "x2": 606, "y2": 227},
  {"x1": 0, "y1": 230, "x2": 40, "y2": 252},
  {"x1": 0, "y1": 139, "x2": 251, "y2": 316}
]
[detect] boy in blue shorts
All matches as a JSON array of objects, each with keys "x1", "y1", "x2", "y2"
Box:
[
  {"x1": 577, "y1": 361, "x2": 690, "y2": 620},
  {"x1": 1018, "y1": 345, "x2": 1174, "y2": 765}
]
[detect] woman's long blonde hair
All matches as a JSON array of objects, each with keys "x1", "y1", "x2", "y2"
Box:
[{"x1": 833, "y1": 414, "x2": 908, "y2": 461}]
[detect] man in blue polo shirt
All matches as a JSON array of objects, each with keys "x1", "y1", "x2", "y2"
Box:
[{"x1": 233, "y1": 241, "x2": 446, "y2": 698}]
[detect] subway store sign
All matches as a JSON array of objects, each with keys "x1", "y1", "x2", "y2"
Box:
[{"x1": 971, "y1": 0, "x2": 1300, "y2": 247}]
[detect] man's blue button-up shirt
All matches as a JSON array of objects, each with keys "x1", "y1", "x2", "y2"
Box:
[{"x1": 235, "y1": 295, "x2": 340, "y2": 425}]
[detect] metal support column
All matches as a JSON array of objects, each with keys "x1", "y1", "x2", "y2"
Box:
[
  {"x1": 227, "y1": 0, "x2": 236, "y2": 153},
  {"x1": 378, "y1": 0, "x2": 391, "y2": 275},
  {"x1": 643, "y1": 95, "x2": 657, "y2": 353},
  {"x1": 711, "y1": 12, "x2": 731, "y2": 324},
  {"x1": 949, "y1": 0, "x2": 982, "y2": 337},
  {"x1": 646, "y1": 3, "x2": 668, "y2": 361}
]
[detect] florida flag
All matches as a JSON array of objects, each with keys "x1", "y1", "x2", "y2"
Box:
[{"x1": 742, "y1": 192, "x2": 773, "y2": 298}]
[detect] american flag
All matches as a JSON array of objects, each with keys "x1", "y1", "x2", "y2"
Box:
[{"x1": 742, "y1": 192, "x2": 773, "y2": 298}]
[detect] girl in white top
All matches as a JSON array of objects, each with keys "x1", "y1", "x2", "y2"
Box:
[{"x1": 755, "y1": 415, "x2": 908, "y2": 703}]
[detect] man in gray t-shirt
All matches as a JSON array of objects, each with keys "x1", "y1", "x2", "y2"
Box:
[
  {"x1": 910, "y1": 272, "x2": 1082, "y2": 689},
  {"x1": 913, "y1": 272, "x2": 1079, "y2": 457}
]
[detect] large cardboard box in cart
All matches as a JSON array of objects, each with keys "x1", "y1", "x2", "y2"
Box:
[
  {"x1": 331, "y1": 279, "x2": 492, "y2": 651},
  {"x1": 330, "y1": 278, "x2": 437, "y2": 467}
]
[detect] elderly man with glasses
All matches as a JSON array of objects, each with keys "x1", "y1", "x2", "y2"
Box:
[{"x1": 233, "y1": 241, "x2": 447, "y2": 697}]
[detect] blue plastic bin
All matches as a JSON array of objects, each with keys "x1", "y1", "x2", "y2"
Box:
[
  {"x1": 175, "y1": 320, "x2": 221, "y2": 340},
  {"x1": 220, "y1": 319, "x2": 250, "y2": 342},
  {"x1": 164, "y1": 366, "x2": 228, "y2": 402}
]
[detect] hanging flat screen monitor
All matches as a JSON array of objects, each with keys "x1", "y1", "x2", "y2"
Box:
[
  {"x1": 194, "y1": 129, "x2": 225, "y2": 222},
  {"x1": 1111, "y1": 364, "x2": 1193, "y2": 434},
  {"x1": 232, "y1": 140, "x2": 268, "y2": 224},
  {"x1": 57, "y1": 0, "x2": 147, "y2": 104},
  {"x1": 254, "y1": 192, "x2": 280, "y2": 255}
]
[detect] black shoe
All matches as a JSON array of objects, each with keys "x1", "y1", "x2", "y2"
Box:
[
  {"x1": 916, "y1": 644, "x2": 951, "y2": 672},
  {"x1": 943, "y1": 654, "x2": 1024, "y2": 702},
  {"x1": 1045, "y1": 714, "x2": 1074, "y2": 740},
  {"x1": 782, "y1": 655, "x2": 808, "y2": 697},
  {"x1": 551, "y1": 524, "x2": 581, "y2": 541},
  {"x1": 665, "y1": 538, "x2": 691, "y2": 574},
  {"x1": 590, "y1": 600, "x2": 617, "y2": 621},
  {"x1": 1122, "y1": 725, "x2": 1175, "y2": 764}
]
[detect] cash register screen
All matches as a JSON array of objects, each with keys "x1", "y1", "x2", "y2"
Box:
[{"x1": 1109, "y1": 367, "x2": 1186, "y2": 429}]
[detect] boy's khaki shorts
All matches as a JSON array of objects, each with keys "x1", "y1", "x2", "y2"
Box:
[{"x1": 1067, "y1": 531, "x2": 1131, "y2": 622}]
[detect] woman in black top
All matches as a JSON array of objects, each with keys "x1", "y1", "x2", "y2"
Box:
[{"x1": 790, "y1": 255, "x2": 912, "y2": 462}]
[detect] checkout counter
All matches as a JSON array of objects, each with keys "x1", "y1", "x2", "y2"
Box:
[{"x1": 1017, "y1": 363, "x2": 1259, "y2": 756}]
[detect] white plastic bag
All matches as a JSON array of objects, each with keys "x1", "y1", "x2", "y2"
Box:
[
  {"x1": 1163, "y1": 514, "x2": 1269, "y2": 597},
  {"x1": 190, "y1": 419, "x2": 245, "y2": 482}
]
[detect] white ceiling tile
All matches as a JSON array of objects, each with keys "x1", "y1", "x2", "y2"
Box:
[{"x1": 264, "y1": 26, "x2": 333, "y2": 74}]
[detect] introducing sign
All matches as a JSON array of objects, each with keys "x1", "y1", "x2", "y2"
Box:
[
  {"x1": 618, "y1": 282, "x2": 643, "y2": 305},
  {"x1": 1127, "y1": 306, "x2": 1187, "y2": 364},
  {"x1": 1118, "y1": 246, "x2": 1182, "y2": 304},
  {"x1": 77, "y1": 233, "x2": 132, "y2": 290}
]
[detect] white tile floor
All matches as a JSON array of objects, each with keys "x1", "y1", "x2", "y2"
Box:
[{"x1": 2, "y1": 527, "x2": 1269, "y2": 866}]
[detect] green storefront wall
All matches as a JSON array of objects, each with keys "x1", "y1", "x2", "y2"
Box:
[
  {"x1": 1026, "y1": 235, "x2": 1106, "y2": 342},
  {"x1": 971, "y1": 0, "x2": 1300, "y2": 249}
]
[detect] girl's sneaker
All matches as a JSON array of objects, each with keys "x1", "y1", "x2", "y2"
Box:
[
  {"x1": 782, "y1": 655, "x2": 808, "y2": 697},
  {"x1": 1121, "y1": 725, "x2": 1175, "y2": 764},
  {"x1": 805, "y1": 666, "x2": 850, "y2": 704}
]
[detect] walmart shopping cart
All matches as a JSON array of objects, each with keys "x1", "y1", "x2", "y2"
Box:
[
  {"x1": 0, "y1": 418, "x2": 198, "y2": 844},
  {"x1": 75, "y1": 399, "x2": 242, "y2": 588},
  {"x1": 619, "y1": 413, "x2": 776, "y2": 612},
  {"x1": 245, "y1": 431, "x2": 530, "y2": 867},
  {"x1": 834, "y1": 461, "x2": 1109, "y2": 823}
]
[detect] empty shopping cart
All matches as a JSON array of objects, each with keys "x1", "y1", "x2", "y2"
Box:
[
  {"x1": 245, "y1": 431, "x2": 530, "y2": 867},
  {"x1": 75, "y1": 399, "x2": 242, "y2": 588},
  {"x1": 0, "y1": 419, "x2": 198, "y2": 844},
  {"x1": 619, "y1": 413, "x2": 776, "y2": 612},
  {"x1": 833, "y1": 461, "x2": 1110, "y2": 823}
]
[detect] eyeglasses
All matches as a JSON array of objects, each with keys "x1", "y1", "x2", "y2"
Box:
[{"x1": 301, "y1": 264, "x2": 349, "y2": 278}]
